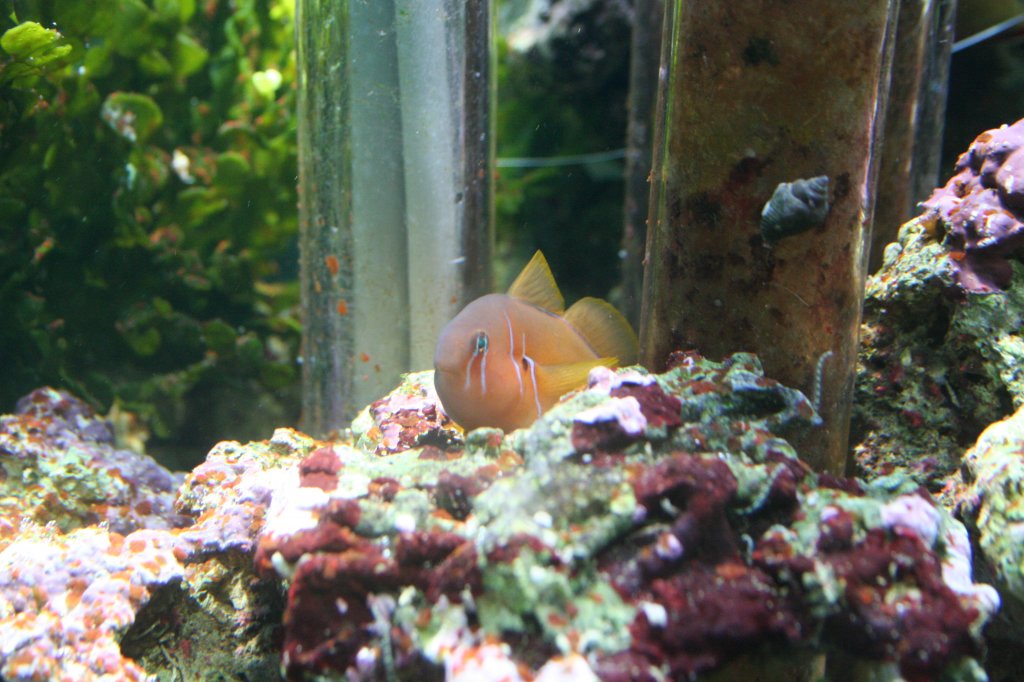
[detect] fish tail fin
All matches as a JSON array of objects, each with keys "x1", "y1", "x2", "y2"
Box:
[
  {"x1": 563, "y1": 297, "x2": 639, "y2": 366},
  {"x1": 536, "y1": 357, "x2": 617, "y2": 399}
]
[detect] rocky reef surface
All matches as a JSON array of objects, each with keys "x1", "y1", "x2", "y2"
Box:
[
  {"x1": 855, "y1": 119, "x2": 1024, "y2": 496},
  {"x1": 0, "y1": 388, "x2": 282, "y2": 681},
  {"x1": 0, "y1": 353, "x2": 1000, "y2": 681},
  {"x1": 957, "y1": 406, "x2": 1024, "y2": 670},
  {"x1": 851, "y1": 118, "x2": 1024, "y2": 680},
  {"x1": 0, "y1": 387, "x2": 185, "y2": 534}
]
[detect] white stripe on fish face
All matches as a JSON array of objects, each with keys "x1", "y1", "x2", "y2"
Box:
[
  {"x1": 464, "y1": 331, "x2": 489, "y2": 395},
  {"x1": 521, "y1": 331, "x2": 542, "y2": 418},
  {"x1": 504, "y1": 311, "x2": 524, "y2": 400}
]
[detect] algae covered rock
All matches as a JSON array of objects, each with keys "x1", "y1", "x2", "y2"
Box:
[
  {"x1": 0, "y1": 523, "x2": 188, "y2": 681},
  {"x1": 855, "y1": 180, "x2": 1024, "y2": 493},
  {"x1": 958, "y1": 405, "x2": 1024, "y2": 638},
  {"x1": 0, "y1": 395, "x2": 291, "y2": 681},
  {"x1": 919, "y1": 118, "x2": 1024, "y2": 294},
  {"x1": 0, "y1": 387, "x2": 185, "y2": 533},
  {"x1": 253, "y1": 354, "x2": 995, "y2": 681},
  {"x1": 0, "y1": 355, "x2": 1000, "y2": 680}
]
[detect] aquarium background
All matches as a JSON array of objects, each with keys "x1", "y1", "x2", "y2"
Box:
[{"x1": 2, "y1": 0, "x2": 1024, "y2": 468}]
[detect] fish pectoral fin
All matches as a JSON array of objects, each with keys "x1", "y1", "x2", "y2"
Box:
[
  {"x1": 507, "y1": 251, "x2": 565, "y2": 314},
  {"x1": 563, "y1": 297, "x2": 639, "y2": 365},
  {"x1": 537, "y1": 357, "x2": 617, "y2": 398}
]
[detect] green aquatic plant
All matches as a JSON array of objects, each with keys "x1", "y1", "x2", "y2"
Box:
[{"x1": 0, "y1": 0, "x2": 300, "y2": 463}]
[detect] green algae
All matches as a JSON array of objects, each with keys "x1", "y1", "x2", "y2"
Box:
[
  {"x1": 0, "y1": 1, "x2": 300, "y2": 465},
  {"x1": 356, "y1": 488, "x2": 434, "y2": 538},
  {"x1": 960, "y1": 406, "x2": 1024, "y2": 621},
  {"x1": 475, "y1": 548, "x2": 634, "y2": 656},
  {"x1": 476, "y1": 546, "x2": 573, "y2": 633},
  {"x1": 854, "y1": 216, "x2": 1024, "y2": 491},
  {"x1": 472, "y1": 463, "x2": 637, "y2": 561},
  {"x1": 0, "y1": 21, "x2": 72, "y2": 83},
  {"x1": 951, "y1": 265, "x2": 1024, "y2": 408}
]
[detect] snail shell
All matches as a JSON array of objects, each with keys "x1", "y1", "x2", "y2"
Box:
[{"x1": 760, "y1": 175, "x2": 830, "y2": 244}]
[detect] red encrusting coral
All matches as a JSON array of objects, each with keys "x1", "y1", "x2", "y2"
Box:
[
  {"x1": 297, "y1": 446, "x2": 343, "y2": 491},
  {"x1": 266, "y1": 513, "x2": 481, "y2": 679},
  {"x1": 610, "y1": 381, "x2": 684, "y2": 430},
  {"x1": 282, "y1": 545, "x2": 403, "y2": 675},
  {"x1": 755, "y1": 527, "x2": 982, "y2": 681},
  {"x1": 254, "y1": 498, "x2": 363, "y2": 573},
  {"x1": 254, "y1": 448, "x2": 502, "y2": 679},
  {"x1": 571, "y1": 378, "x2": 683, "y2": 454},
  {"x1": 593, "y1": 448, "x2": 987, "y2": 680},
  {"x1": 570, "y1": 417, "x2": 641, "y2": 455},
  {"x1": 628, "y1": 564, "x2": 806, "y2": 678},
  {"x1": 598, "y1": 449, "x2": 808, "y2": 680}
]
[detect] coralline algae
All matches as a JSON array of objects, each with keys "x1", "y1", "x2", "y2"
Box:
[
  {"x1": 851, "y1": 119, "x2": 1024, "y2": 675},
  {"x1": 920, "y1": 118, "x2": 1024, "y2": 293},
  {"x1": 0, "y1": 356, "x2": 1001, "y2": 681},
  {"x1": 0, "y1": 392, "x2": 293, "y2": 680},
  {"x1": 0, "y1": 524, "x2": 186, "y2": 681},
  {"x1": 0, "y1": 387, "x2": 185, "y2": 533},
  {"x1": 250, "y1": 356, "x2": 993, "y2": 681},
  {"x1": 856, "y1": 129, "x2": 1024, "y2": 492}
]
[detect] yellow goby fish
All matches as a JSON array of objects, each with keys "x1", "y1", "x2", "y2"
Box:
[{"x1": 433, "y1": 251, "x2": 638, "y2": 432}]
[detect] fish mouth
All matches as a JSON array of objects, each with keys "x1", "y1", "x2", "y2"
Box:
[
  {"x1": 433, "y1": 365, "x2": 460, "y2": 379},
  {"x1": 433, "y1": 355, "x2": 462, "y2": 375},
  {"x1": 433, "y1": 362, "x2": 468, "y2": 388}
]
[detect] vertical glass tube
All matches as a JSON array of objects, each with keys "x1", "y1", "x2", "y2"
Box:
[
  {"x1": 619, "y1": 0, "x2": 665, "y2": 328},
  {"x1": 640, "y1": 2, "x2": 897, "y2": 474},
  {"x1": 910, "y1": 0, "x2": 957, "y2": 213},
  {"x1": 297, "y1": 0, "x2": 493, "y2": 435},
  {"x1": 871, "y1": 0, "x2": 957, "y2": 270}
]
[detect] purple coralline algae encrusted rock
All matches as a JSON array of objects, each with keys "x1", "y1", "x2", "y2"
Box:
[
  {"x1": 0, "y1": 387, "x2": 185, "y2": 533},
  {"x1": 249, "y1": 354, "x2": 996, "y2": 681},
  {"x1": 0, "y1": 392, "x2": 296, "y2": 681},
  {"x1": 353, "y1": 370, "x2": 462, "y2": 455},
  {"x1": 855, "y1": 122, "x2": 1024, "y2": 493},
  {"x1": 0, "y1": 524, "x2": 187, "y2": 681},
  {"x1": 920, "y1": 118, "x2": 1024, "y2": 293},
  {"x1": 0, "y1": 351, "x2": 1003, "y2": 681}
]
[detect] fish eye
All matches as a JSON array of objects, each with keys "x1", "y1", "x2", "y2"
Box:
[{"x1": 472, "y1": 331, "x2": 488, "y2": 355}]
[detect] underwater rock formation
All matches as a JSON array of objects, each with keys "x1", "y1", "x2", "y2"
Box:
[
  {"x1": 920, "y1": 118, "x2": 1024, "y2": 293},
  {"x1": 0, "y1": 522, "x2": 187, "y2": 681},
  {"x1": 0, "y1": 387, "x2": 184, "y2": 533},
  {"x1": 957, "y1": 406, "x2": 1024, "y2": 650},
  {"x1": 0, "y1": 356, "x2": 1001, "y2": 680},
  {"x1": 851, "y1": 120, "x2": 1024, "y2": 673},
  {"x1": 0, "y1": 395, "x2": 290, "y2": 681},
  {"x1": 855, "y1": 126, "x2": 1024, "y2": 494},
  {"x1": 253, "y1": 355, "x2": 994, "y2": 681}
]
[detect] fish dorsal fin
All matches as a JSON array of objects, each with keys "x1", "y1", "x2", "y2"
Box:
[
  {"x1": 563, "y1": 297, "x2": 639, "y2": 366},
  {"x1": 507, "y1": 251, "x2": 565, "y2": 313},
  {"x1": 537, "y1": 357, "x2": 617, "y2": 398}
]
